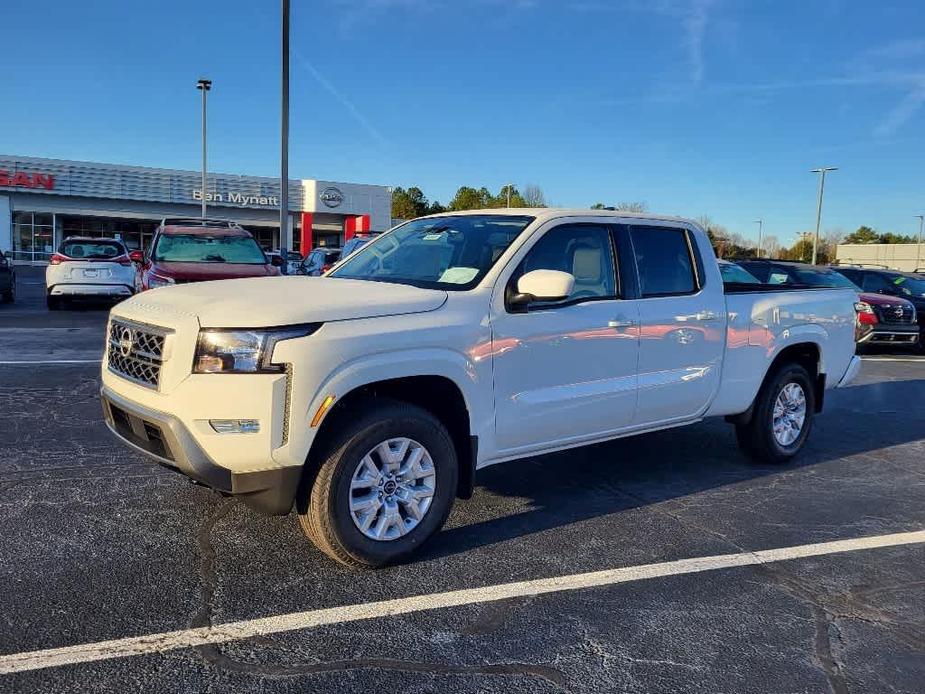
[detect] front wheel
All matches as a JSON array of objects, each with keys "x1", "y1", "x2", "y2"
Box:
[
  {"x1": 298, "y1": 400, "x2": 458, "y2": 568},
  {"x1": 735, "y1": 363, "x2": 815, "y2": 464}
]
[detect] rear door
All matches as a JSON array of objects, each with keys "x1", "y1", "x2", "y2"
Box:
[{"x1": 628, "y1": 223, "x2": 725, "y2": 426}]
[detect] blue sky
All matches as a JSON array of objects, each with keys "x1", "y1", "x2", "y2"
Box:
[{"x1": 2, "y1": 0, "x2": 924, "y2": 245}]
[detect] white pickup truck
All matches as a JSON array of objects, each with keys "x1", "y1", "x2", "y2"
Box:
[{"x1": 101, "y1": 209, "x2": 860, "y2": 567}]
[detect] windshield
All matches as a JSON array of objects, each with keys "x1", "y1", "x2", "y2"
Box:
[
  {"x1": 887, "y1": 274, "x2": 925, "y2": 298},
  {"x1": 153, "y1": 234, "x2": 267, "y2": 264},
  {"x1": 330, "y1": 215, "x2": 535, "y2": 290},
  {"x1": 719, "y1": 262, "x2": 759, "y2": 284},
  {"x1": 792, "y1": 268, "x2": 860, "y2": 289},
  {"x1": 60, "y1": 240, "x2": 124, "y2": 259}
]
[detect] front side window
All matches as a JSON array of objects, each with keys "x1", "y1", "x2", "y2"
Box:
[
  {"x1": 631, "y1": 226, "x2": 697, "y2": 297},
  {"x1": 152, "y1": 234, "x2": 267, "y2": 264},
  {"x1": 330, "y1": 215, "x2": 534, "y2": 290},
  {"x1": 862, "y1": 273, "x2": 892, "y2": 293},
  {"x1": 511, "y1": 223, "x2": 617, "y2": 305}
]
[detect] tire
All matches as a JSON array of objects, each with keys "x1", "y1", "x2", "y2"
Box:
[
  {"x1": 735, "y1": 363, "x2": 815, "y2": 465},
  {"x1": 46, "y1": 295, "x2": 62, "y2": 311},
  {"x1": 299, "y1": 399, "x2": 458, "y2": 568}
]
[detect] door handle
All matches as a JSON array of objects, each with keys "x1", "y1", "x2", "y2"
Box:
[
  {"x1": 608, "y1": 319, "x2": 638, "y2": 328},
  {"x1": 689, "y1": 311, "x2": 719, "y2": 321}
]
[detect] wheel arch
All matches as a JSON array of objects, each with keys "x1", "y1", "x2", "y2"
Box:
[{"x1": 305, "y1": 374, "x2": 477, "y2": 503}]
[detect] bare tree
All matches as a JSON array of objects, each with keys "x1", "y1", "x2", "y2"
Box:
[
  {"x1": 614, "y1": 201, "x2": 648, "y2": 213},
  {"x1": 522, "y1": 184, "x2": 546, "y2": 208},
  {"x1": 762, "y1": 234, "x2": 780, "y2": 258}
]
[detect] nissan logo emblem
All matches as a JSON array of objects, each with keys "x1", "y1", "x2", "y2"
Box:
[
  {"x1": 320, "y1": 187, "x2": 344, "y2": 208},
  {"x1": 118, "y1": 328, "x2": 134, "y2": 357}
]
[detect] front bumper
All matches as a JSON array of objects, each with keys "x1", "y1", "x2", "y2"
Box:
[
  {"x1": 857, "y1": 324, "x2": 919, "y2": 345},
  {"x1": 101, "y1": 385, "x2": 301, "y2": 515}
]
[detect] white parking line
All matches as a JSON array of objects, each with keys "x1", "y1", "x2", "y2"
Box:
[
  {"x1": 0, "y1": 359, "x2": 101, "y2": 365},
  {"x1": 1, "y1": 529, "x2": 923, "y2": 675}
]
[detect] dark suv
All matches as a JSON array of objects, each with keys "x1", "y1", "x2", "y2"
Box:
[
  {"x1": 738, "y1": 260, "x2": 919, "y2": 348},
  {"x1": 832, "y1": 265, "x2": 925, "y2": 350}
]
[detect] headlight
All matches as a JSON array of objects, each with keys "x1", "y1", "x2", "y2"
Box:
[
  {"x1": 193, "y1": 325, "x2": 321, "y2": 373},
  {"x1": 147, "y1": 273, "x2": 174, "y2": 289},
  {"x1": 854, "y1": 301, "x2": 874, "y2": 314}
]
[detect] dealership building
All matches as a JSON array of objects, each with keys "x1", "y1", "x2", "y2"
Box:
[{"x1": 0, "y1": 154, "x2": 392, "y2": 263}]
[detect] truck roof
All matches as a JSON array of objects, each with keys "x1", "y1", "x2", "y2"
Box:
[{"x1": 414, "y1": 207, "x2": 697, "y2": 226}]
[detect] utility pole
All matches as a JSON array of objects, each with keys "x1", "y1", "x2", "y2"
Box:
[
  {"x1": 507, "y1": 183, "x2": 513, "y2": 208},
  {"x1": 754, "y1": 219, "x2": 763, "y2": 258},
  {"x1": 916, "y1": 215, "x2": 924, "y2": 271},
  {"x1": 279, "y1": 0, "x2": 290, "y2": 269},
  {"x1": 811, "y1": 167, "x2": 837, "y2": 265},
  {"x1": 196, "y1": 78, "x2": 212, "y2": 219}
]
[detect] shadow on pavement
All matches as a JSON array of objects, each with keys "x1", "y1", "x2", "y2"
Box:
[{"x1": 424, "y1": 378, "x2": 925, "y2": 561}]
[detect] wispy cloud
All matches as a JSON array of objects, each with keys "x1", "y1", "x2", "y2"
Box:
[
  {"x1": 682, "y1": 0, "x2": 715, "y2": 85},
  {"x1": 874, "y1": 76, "x2": 925, "y2": 138},
  {"x1": 854, "y1": 38, "x2": 925, "y2": 137},
  {"x1": 292, "y1": 49, "x2": 389, "y2": 147}
]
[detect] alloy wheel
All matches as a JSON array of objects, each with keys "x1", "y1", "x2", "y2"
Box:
[
  {"x1": 772, "y1": 382, "x2": 807, "y2": 447},
  {"x1": 348, "y1": 438, "x2": 437, "y2": 541}
]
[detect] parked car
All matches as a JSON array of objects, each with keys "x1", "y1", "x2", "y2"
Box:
[
  {"x1": 0, "y1": 250, "x2": 15, "y2": 303},
  {"x1": 298, "y1": 247, "x2": 341, "y2": 276},
  {"x1": 831, "y1": 265, "x2": 925, "y2": 350},
  {"x1": 45, "y1": 237, "x2": 135, "y2": 310},
  {"x1": 101, "y1": 210, "x2": 859, "y2": 567},
  {"x1": 340, "y1": 234, "x2": 378, "y2": 260},
  {"x1": 717, "y1": 258, "x2": 760, "y2": 284},
  {"x1": 136, "y1": 218, "x2": 281, "y2": 291},
  {"x1": 267, "y1": 250, "x2": 303, "y2": 275},
  {"x1": 738, "y1": 259, "x2": 919, "y2": 347}
]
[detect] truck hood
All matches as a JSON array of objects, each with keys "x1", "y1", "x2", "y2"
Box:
[
  {"x1": 151, "y1": 261, "x2": 278, "y2": 281},
  {"x1": 121, "y1": 276, "x2": 448, "y2": 327},
  {"x1": 858, "y1": 292, "x2": 914, "y2": 308}
]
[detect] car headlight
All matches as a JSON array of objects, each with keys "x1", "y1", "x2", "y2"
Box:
[
  {"x1": 147, "y1": 273, "x2": 175, "y2": 289},
  {"x1": 193, "y1": 325, "x2": 321, "y2": 373},
  {"x1": 854, "y1": 301, "x2": 874, "y2": 314}
]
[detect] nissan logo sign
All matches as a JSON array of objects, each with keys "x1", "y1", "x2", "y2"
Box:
[{"x1": 320, "y1": 187, "x2": 344, "y2": 208}]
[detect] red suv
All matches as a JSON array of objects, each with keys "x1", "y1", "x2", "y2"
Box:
[{"x1": 135, "y1": 218, "x2": 282, "y2": 291}]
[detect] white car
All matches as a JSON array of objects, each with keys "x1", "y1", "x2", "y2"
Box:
[
  {"x1": 45, "y1": 237, "x2": 137, "y2": 310},
  {"x1": 101, "y1": 209, "x2": 860, "y2": 567}
]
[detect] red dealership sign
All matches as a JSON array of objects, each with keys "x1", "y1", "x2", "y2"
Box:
[{"x1": 0, "y1": 170, "x2": 56, "y2": 190}]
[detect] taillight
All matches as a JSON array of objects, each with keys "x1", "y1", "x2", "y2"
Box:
[{"x1": 49, "y1": 253, "x2": 66, "y2": 265}]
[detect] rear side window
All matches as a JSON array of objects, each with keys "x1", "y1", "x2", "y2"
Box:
[
  {"x1": 630, "y1": 226, "x2": 697, "y2": 297},
  {"x1": 59, "y1": 239, "x2": 125, "y2": 259}
]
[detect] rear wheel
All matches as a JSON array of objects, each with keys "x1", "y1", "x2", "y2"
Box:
[
  {"x1": 735, "y1": 363, "x2": 815, "y2": 464},
  {"x1": 299, "y1": 400, "x2": 458, "y2": 568}
]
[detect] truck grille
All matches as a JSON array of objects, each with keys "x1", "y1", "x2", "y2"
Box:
[
  {"x1": 876, "y1": 304, "x2": 915, "y2": 325},
  {"x1": 107, "y1": 319, "x2": 170, "y2": 388}
]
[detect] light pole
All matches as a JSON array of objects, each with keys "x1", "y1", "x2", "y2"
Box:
[
  {"x1": 279, "y1": 0, "x2": 290, "y2": 269},
  {"x1": 196, "y1": 78, "x2": 212, "y2": 219},
  {"x1": 913, "y1": 214, "x2": 924, "y2": 271},
  {"x1": 754, "y1": 219, "x2": 763, "y2": 258},
  {"x1": 506, "y1": 183, "x2": 514, "y2": 208},
  {"x1": 811, "y1": 166, "x2": 837, "y2": 265}
]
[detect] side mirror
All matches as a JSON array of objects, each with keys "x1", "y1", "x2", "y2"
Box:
[
  {"x1": 509, "y1": 269, "x2": 575, "y2": 308},
  {"x1": 269, "y1": 254, "x2": 284, "y2": 268},
  {"x1": 129, "y1": 250, "x2": 144, "y2": 264}
]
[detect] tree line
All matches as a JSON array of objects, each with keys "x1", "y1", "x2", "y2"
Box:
[{"x1": 391, "y1": 184, "x2": 547, "y2": 220}]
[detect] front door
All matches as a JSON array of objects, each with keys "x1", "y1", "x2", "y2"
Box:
[{"x1": 491, "y1": 222, "x2": 640, "y2": 455}]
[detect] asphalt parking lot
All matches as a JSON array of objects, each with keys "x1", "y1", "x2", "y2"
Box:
[{"x1": 1, "y1": 269, "x2": 924, "y2": 693}]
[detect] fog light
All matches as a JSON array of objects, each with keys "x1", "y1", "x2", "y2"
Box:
[{"x1": 209, "y1": 419, "x2": 260, "y2": 434}]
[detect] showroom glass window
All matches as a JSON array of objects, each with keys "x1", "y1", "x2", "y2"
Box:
[{"x1": 12, "y1": 212, "x2": 54, "y2": 263}]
